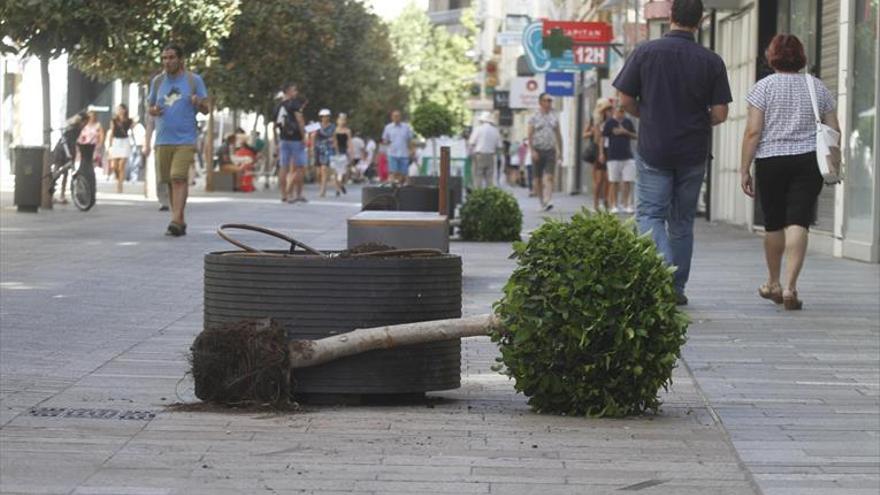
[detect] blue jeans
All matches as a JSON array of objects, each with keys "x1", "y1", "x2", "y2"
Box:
[{"x1": 636, "y1": 157, "x2": 705, "y2": 294}]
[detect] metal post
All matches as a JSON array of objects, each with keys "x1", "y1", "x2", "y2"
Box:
[
  {"x1": 573, "y1": 70, "x2": 585, "y2": 195},
  {"x1": 439, "y1": 146, "x2": 450, "y2": 217}
]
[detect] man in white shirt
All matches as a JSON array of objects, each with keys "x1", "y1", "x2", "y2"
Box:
[{"x1": 468, "y1": 112, "x2": 502, "y2": 189}]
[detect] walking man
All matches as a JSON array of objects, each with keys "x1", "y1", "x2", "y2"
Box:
[
  {"x1": 143, "y1": 44, "x2": 209, "y2": 236},
  {"x1": 527, "y1": 93, "x2": 562, "y2": 211},
  {"x1": 603, "y1": 105, "x2": 638, "y2": 213},
  {"x1": 468, "y1": 111, "x2": 502, "y2": 189},
  {"x1": 273, "y1": 83, "x2": 307, "y2": 202},
  {"x1": 382, "y1": 110, "x2": 414, "y2": 184},
  {"x1": 613, "y1": 0, "x2": 731, "y2": 304}
]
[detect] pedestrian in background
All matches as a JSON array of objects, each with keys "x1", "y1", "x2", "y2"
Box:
[
  {"x1": 527, "y1": 92, "x2": 562, "y2": 211},
  {"x1": 468, "y1": 111, "x2": 502, "y2": 189},
  {"x1": 591, "y1": 98, "x2": 613, "y2": 211},
  {"x1": 273, "y1": 83, "x2": 307, "y2": 203},
  {"x1": 107, "y1": 104, "x2": 132, "y2": 193},
  {"x1": 740, "y1": 34, "x2": 839, "y2": 310},
  {"x1": 613, "y1": 0, "x2": 732, "y2": 305},
  {"x1": 382, "y1": 109, "x2": 414, "y2": 184},
  {"x1": 143, "y1": 43, "x2": 210, "y2": 237},
  {"x1": 603, "y1": 105, "x2": 638, "y2": 213},
  {"x1": 333, "y1": 113, "x2": 352, "y2": 195},
  {"x1": 76, "y1": 110, "x2": 103, "y2": 207},
  {"x1": 313, "y1": 108, "x2": 337, "y2": 197}
]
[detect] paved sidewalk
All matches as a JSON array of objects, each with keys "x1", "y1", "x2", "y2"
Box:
[{"x1": 0, "y1": 180, "x2": 876, "y2": 494}]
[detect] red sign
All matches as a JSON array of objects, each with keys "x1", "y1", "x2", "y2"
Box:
[{"x1": 542, "y1": 21, "x2": 613, "y2": 44}]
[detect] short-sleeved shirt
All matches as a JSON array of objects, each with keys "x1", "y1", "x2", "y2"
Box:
[
  {"x1": 528, "y1": 110, "x2": 559, "y2": 151},
  {"x1": 602, "y1": 117, "x2": 636, "y2": 161},
  {"x1": 382, "y1": 122, "x2": 413, "y2": 158},
  {"x1": 147, "y1": 71, "x2": 208, "y2": 146},
  {"x1": 613, "y1": 30, "x2": 732, "y2": 168},
  {"x1": 746, "y1": 73, "x2": 835, "y2": 159}
]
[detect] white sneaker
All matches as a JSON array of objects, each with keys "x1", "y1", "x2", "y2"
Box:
[
  {"x1": 610, "y1": 206, "x2": 620, "y2": 214},
  {"x1": 624, "y1": 205, "x2": 635, "y2": 214}
]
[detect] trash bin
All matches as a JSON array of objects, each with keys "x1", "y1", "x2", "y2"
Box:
[{"x1": 13, "y1": 146, "x2": 48, "y2": 213}]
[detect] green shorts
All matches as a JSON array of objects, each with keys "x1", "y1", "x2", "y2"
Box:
[{"x1": 156, "y1": 145, "x2": 196, "y2": 183}]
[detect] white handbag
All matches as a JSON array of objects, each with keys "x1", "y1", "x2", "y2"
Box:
[{"x1": 805, "y1": 73, "x2": 842, "y2": 184}]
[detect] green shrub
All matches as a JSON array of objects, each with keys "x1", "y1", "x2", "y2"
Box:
[
  {"x1": 411, "y1": 101, "x2": 455, "y2": 139},
  {"x1": 459, "y1": 187, "x2": 522, "y2": 242},
  {"x1": 491, "y1": 210, "x2": 689, "y2": 417}
]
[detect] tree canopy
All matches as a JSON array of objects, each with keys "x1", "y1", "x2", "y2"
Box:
[
  {"x1": 204, "y1": 0, "x2": 406, "y2": 138},
  {"x1": 70, "y1": 0, "x2": 240, "y2": 83},
  {"x1": 1, "y1": 0, "x2": 428, "y2": 140},
  {"x1": 390, "y1": 3, "x2": 476, "y2": 130}
]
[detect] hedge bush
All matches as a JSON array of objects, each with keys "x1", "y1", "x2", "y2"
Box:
[
  {"x1": 459, "y1": 187, "x2": 522, "y2": 242},
  {"x1": 491, "y1": 210, "x2": 689, "y2": 417}
]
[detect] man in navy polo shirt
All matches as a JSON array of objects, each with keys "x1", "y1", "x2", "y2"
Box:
[{"x1": 613, "y1": 0, "x2": 731, "y2": 305}]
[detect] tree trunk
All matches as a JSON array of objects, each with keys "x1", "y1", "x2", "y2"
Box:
[
  {"x1": 40, "y1": 54, "x2": 51, "y2": 147},
  {"x1": 289, "y1": 314, "x2": 497, "y2": 369},
  {"x1": 39, "y1": 55, "x2": 52, "y2": 209},
  {"x1": 205, "y1": 108, "x2": 215, "y2": 191}
]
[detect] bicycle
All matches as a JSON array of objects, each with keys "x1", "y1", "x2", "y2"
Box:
[{"x1": 46, "y1": 125, "x2": 95, "y2": 211}]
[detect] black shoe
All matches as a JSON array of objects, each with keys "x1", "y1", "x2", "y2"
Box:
[
  {"x1": 675, "y1": 293, "x2": 688, "y2": 306},
  {"x1": 159, "y1": 205, "x2": 170, "y2": 212},
  {"x1": 341, "y1": 185, "x2": 347, "y2": 194},
  {"x1": 165, "y1": 222, "x2": 186, "y2": 237}
]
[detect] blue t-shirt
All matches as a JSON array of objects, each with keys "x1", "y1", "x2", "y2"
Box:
[
  {"x1": 602, "y1": 117, "x2": 636, "y2": 161},
  {"x1": 147, "y1": 71, "x2": 208, "y2": 146}
]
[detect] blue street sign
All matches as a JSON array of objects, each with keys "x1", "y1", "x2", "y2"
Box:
[
  {"x1": 522, "y1": 21, "x2": 608, "y2": 73},
  {"x1": 545, "y1": 72, "x2": 575, "y2": 96}
]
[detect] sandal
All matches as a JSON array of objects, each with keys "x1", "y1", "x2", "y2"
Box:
[
  {"x1": 783, "y1": 290, "x2": 803, "y2": 310},
  {"x1": 758, "y1": 283, "x2": 783, "y2": 304},
  {"x1": 165, "y1": 222, "x2": 187, "y2": 237}
]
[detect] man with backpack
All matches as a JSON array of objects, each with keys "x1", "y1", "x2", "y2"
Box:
[
  {"x1": 143, "y1": 44, "x2": 209, "y2": 237},
  {"x1": 273, "y1": 83, "x2": 307, "y2": 203}
]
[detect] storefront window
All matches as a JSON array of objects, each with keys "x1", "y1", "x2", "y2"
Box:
[
  {"x1": 845, "y1": 0, "x2": 878, "y2": 243},
  {"x1": 777, "y1": 0, "x2": 820, "y2": 72}
]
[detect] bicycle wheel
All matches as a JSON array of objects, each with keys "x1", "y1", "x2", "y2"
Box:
[{"x1": 71, "y1": 174, "x2": 94, "y2": 211}]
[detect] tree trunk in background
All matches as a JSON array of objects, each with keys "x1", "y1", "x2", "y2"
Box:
[
  {"x1": 40, "y1": 55, "x2": 52, "y2": 209},
  {"x1": 205, "y1": 108, "x2": 215, "y2": 192},
  {"x1": 40, "y1": 55, "x2": 51, "y2": 147}
]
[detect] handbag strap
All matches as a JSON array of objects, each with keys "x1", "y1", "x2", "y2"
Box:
[{"x1": 804, "y1": 73, "x2": 822, "y2": 125}]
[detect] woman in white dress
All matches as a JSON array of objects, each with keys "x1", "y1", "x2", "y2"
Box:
[{"x1": 107, "y1": 104, "x2": 133, "y2": 193}]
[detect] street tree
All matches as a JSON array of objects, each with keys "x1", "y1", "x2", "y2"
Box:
[
  {"x1": 389, "y1": 3, "x2": 476, "y2": 130},
  {"x1": 411, "y1": 101, "x2": 455, "y2": 173},
  {"x1": 203, "y1": 0, "x2": 406, "y2": 139},
  {"x1": 0, "y1": 0, "x2": 114, "y2": 145}
]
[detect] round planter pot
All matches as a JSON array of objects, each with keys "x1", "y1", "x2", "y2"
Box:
[{"x1": 204, "y1": 251, "x2": 462, "y2": 395}]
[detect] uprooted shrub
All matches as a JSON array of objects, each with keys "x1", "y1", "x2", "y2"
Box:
[
  {"x1": 459, "y1": 187, "x2": 522, "y2": 242},
  {"x1": 491, "y1": 210, "x2": 689, "y2": 417}
]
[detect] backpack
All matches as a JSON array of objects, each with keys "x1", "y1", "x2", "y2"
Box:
[
  {"x1": 276, "y1": 100, "x2": 301, "y2": 140},
  {"x1": 148, "y1": 71, "x2": 202, "y2": 111}
]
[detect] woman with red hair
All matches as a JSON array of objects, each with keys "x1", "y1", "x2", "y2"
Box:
[{"x1": 739, "y1": 34, "x2": 841, "y2": 310}]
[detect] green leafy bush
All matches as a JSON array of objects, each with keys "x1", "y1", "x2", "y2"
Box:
[
  {"x1": 459, "y1": 187, "x2": 522, "y2": 242},
  {"x1": 491, "y1": 210, "x2": 689, "y2": 417},
  {"x1": 411, "y1": 101, "x2": 455, "y2": 139}
]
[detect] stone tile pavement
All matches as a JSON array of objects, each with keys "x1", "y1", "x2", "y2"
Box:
[{"x1": 0, "y1": 178, "x2": 876, "y2": 494}]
